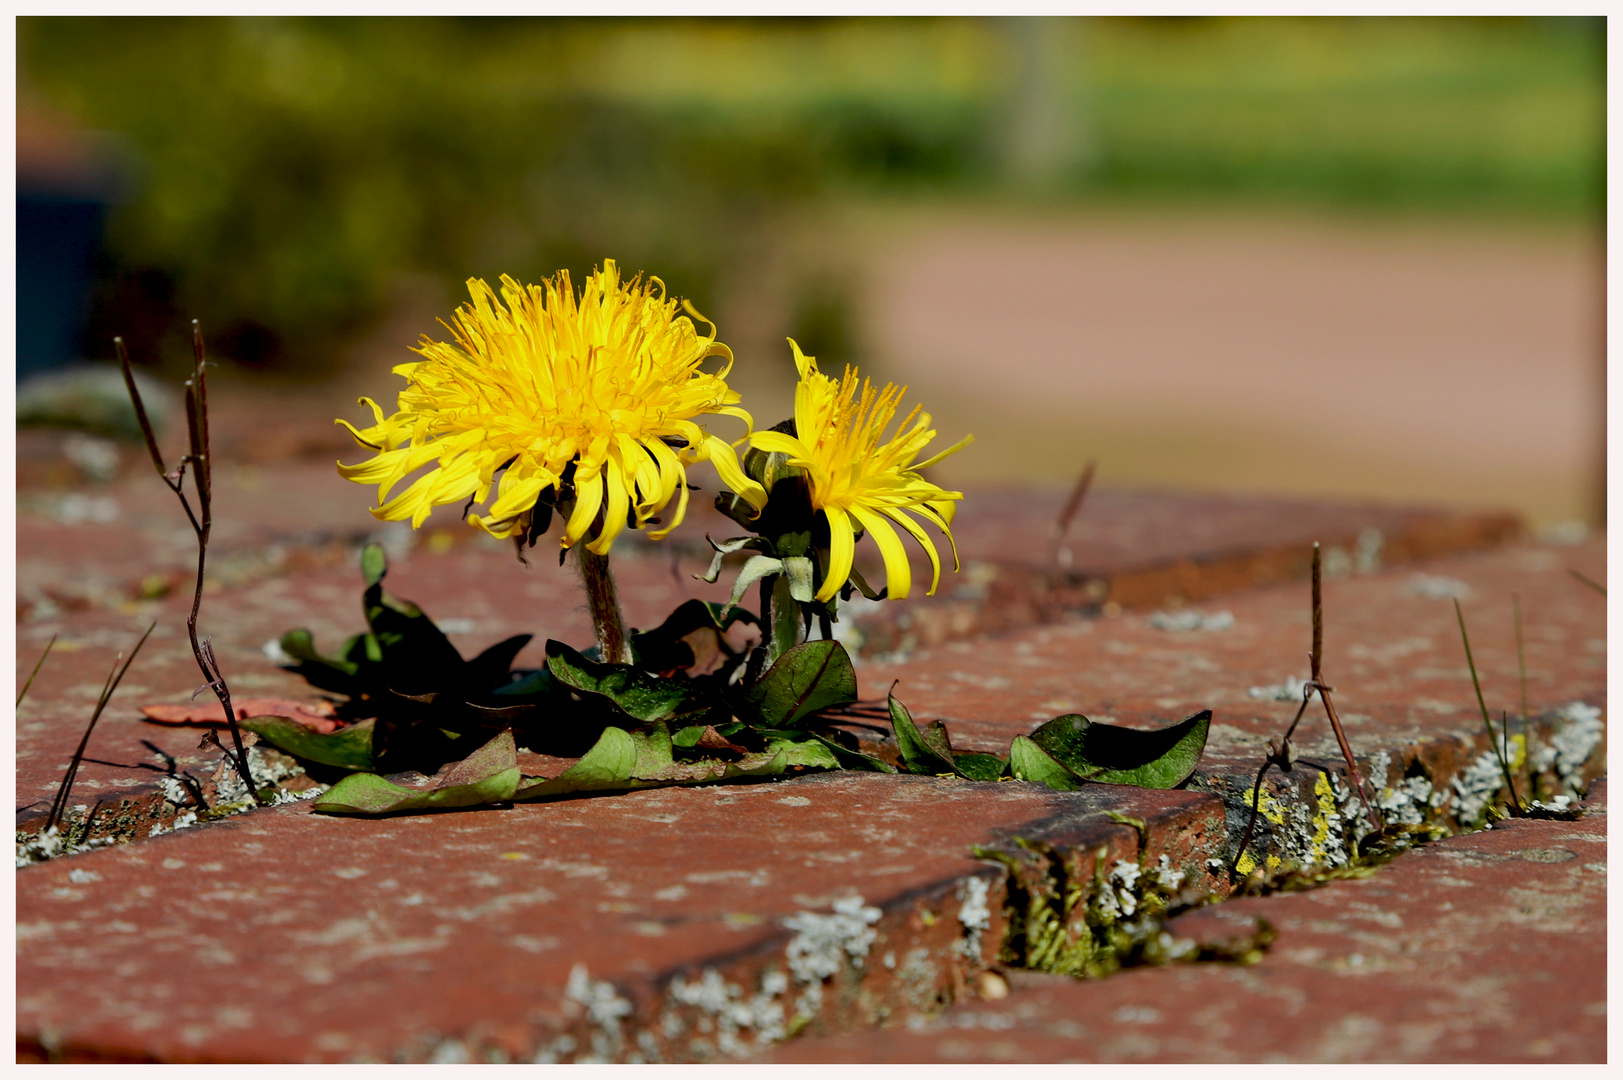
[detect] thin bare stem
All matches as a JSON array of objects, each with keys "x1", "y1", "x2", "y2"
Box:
[
  {"x1": 1513, "y1": 593, "x2": 1535, "y2": 800},
  {"x1": 117, "y1": 329, "x2": 258, "y2": 800},
  {"x1": 1452, "y1": 598, "x2": 1520, "y2": 814},
  {"x1": 1569, "y1": 568, "x2": 1606, "y2": 596},
  {"x1": 1052, "y1": 459, "x2": 1098, "y2": 544},
  {"x1": 18, "y1": 633, "x2": 57, "y2": 707},
  {"x1": 1230, "y1": 685, "x2": 1315, "y2": 878},
  {"x1": 578, "y1": 546, "x2": 633, "y2": 665},
  {"x1": 48, "y1": 622, "x2": 155, "y2": 832},
  {"x1": 115, "y1": 338, "x2": 167, "y2": 479},
  {"x1": 1513, "y1": 593, "x2": 1528, "y2": 725},
  {"x1": 1310, "y1": 544, "x2": 1378, "y2": 826}
]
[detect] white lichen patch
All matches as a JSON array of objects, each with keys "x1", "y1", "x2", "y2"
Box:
[
  {"x1": 565, "y1": 962, "x2": 633, "y2": 1062},
  {"x1": 1407, "y1": 573, "x2": 1471, "y2": 599},
  {"x1": 1148, "y1": 609, "x2": 1234, "y2": 633},
  {"x1": 662, "y1": 966, "x2": 788, "y2": 1058},
  {"x1": 1547, "y1": 702, "x2": 1604, "y2": 793},
  {"x1": 782, "y1": 894, "x2": 882, "y2": 985},
  {"x1": 1151, "y1": 855, "x2": 1185, "y2": 892},
  {"x1": 1451, "y1": 749, "x2": 1511, "y2": 825},
  {"x1": 956, "y1": 876, "x2": 992, "y2": 959},
  {"x1": 1247, "y1": 675, "x2": 1321, "y2": 702}
]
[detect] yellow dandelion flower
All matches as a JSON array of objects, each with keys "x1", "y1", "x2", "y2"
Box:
[
  {"x1": 335, "y1": 261, "x2": 767, "y2": 555},
  {"x1": 747, "y1": 340, "x2": 972, "y2": 602}
]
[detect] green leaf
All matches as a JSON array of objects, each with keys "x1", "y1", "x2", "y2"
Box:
[
  {"x1": 273, "y1": 628, "x2": 361, "y2": 693},
  {"x1": 513, "y1": 723, "x2": 802, "y2": 800},
  {"x1": 921, "y1": 719, "x2": 955, "y2": 762},
  {"x1": 515, "y1": 726, "x2": 640, "y2": 799},
  {"x1": 735, "y1": 640, "x2": 858, "y2": 728},
  {"x1": 781, "y1": 556, "x2": 816, "y2": 604},
  {"x1": 671, "y1": 724, "x2": 706, "y2": 748},
  {"x1": 463, "y1": 634, "x2": 533, "y2": 691},
  {"x1": 240, "y1": 716, "x2": 376, "y2": 771},
  {"x1": 1028, "y1": 710, "x2": 1212, "y2": 789},
  {"x1": 545, "y1": 640, "x2": 711, "y2": 723},
  {"x1": 491, "y1": 666, "x2": 560, "y2": 698},
  {"x1": 810, "y1": 734, "x2": 898, "y2": 773},
  {"x1": 312, "y1": 730, "x2": 521, "y2": 814},
  {"x1": 763, "y1": 734, "x2": 839, "y2": 770},
  {"x1": 1007, "y1": 735, "x2": 1082, "y2": 791},
  {"x1": 889, "y1": 694, "x2": 958, "y2": 775},
  {"x1": 723, "y1": 554, "x2": 784, "y2": 616},
  {"x1": 845, "y1": 565, "x2": 887, "y2": 602},
  {"x1": 952, "y1": 752, "x2": 1007, "y2": 782},
  {"x1": 699, "y1": 535, "x2": 772, "y2": 584},
  {"x1": 360, "y1": 542, "x2": 388, "y2": 587},
  {"x1": 631, "y1": 599, "x2": 757, "y2": 673}
]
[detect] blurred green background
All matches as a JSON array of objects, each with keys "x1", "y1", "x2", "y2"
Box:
[{"x1": 19, "y1": 15, "x2": 1604, "y2": 375}]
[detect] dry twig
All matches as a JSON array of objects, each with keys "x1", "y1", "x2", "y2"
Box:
[
  {"x1": 117, "y1": 327, "x2": 259, "y2": 800},
  {"x1": 1230, "y1": 542, "x2": 1380, "y2": 877}
]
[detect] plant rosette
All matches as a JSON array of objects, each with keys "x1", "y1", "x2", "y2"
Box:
[{"x1": 208, "y1": 264, "x2": 1212, "y2": 813}]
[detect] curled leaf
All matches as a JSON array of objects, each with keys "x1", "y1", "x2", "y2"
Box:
[
  {"x1": 889, "y1": 694, "x2": 957, "y2": 776},
  {"x1": 1007, "y1": 735, "x2": 1081, "y2": 791},
  {"x1": 545, "y1": 640, "x2": 710, "y2": 723},
  {"x1": 1028, "y1": 710, "x2": 1211, "y2": 789},
  {"x1": 312, "y1": 730, "x2": 520, "y2": 813},
  {"x1": 734, "y1": 640, "x2": 858, "y2": 728},
  {"x1": 240, "y1": 716, "x2": 376, "y2": 771}
]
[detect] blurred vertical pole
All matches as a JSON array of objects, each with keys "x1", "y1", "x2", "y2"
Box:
[
  {"x1": 1592, "y1": 17, "x2": 1607, "y2": 528},
  {"x1": 999, "y1": 17, "x2": 1091, "y2": 189}
]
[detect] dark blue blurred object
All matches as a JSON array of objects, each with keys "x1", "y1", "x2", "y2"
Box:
[
  {"x1": 16, "y1": 192, "x2": 107, "y2": 381},
  {"x1": 16, "y1": 109, "x2": 130, "y2": 383}
]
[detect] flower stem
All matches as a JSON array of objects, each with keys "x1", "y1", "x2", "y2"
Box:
[{"x1": 578, "y1": 547, "x2": 633, "y2": 665}]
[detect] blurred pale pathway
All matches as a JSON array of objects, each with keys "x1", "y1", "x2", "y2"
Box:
[
  {"x1": 191, "y1": 206, "x2": 1601, "y2": 535},
  {"x1": 854, "y1": 205, "x2": 1600, "y2": 530}
]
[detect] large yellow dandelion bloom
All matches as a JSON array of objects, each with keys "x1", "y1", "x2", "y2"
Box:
[
  {"x1": 336, "y1": 261, "x2": 767, "y2": 555},
  {"x1": 748, "y1": 340, "x2": 973, "y2": 602}
]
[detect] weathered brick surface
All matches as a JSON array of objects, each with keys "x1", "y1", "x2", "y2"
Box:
[
  {"x1": 15, "y1": 463, "x2": 1605, "y2": 1064},
  {"x1": 762, "y1": 781, "x2": 1607, "y2": 1063},
  {"x1": 854, "y1": 534, "x2": 1606, "y2": 859},
  {"x1": 15, "y1": 774, "x2": 1222, "y2": 1063}
]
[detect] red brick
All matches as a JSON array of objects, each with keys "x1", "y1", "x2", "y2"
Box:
[
  {"x1": 16, "y1": 774, "x2": 1221, "y2": 1063},
  {"x1": 763, "y1": 783, "x2": 1607, "y2": 1063}
]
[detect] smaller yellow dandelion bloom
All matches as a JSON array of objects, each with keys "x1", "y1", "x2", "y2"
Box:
[
  {"x1": 335, "y1": 261, "x2": 766, "y2": 555},
  {"x1": 747, "y1": 340, "x2": 973, "y2": 602}
]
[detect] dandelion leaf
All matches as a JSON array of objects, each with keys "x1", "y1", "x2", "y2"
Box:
[
  {"x1": 1028, "y1": 710, "x2": 1211, "y2": 789},
  {"x1": 545, "y1": 640, "x2": 710, "y2": 723},
  {"x1": 735, "y1": 639, "x2": 858, "y2": 728},
  {"x1": 889, "y1": 694, "x2": 958, "y2": 775},
  {"x1": 312, "y1": 729, "x2": 520, "y2": 813},
  {"x1": 952, "y1": 752, "x2": 1008, "y2": 782},
  {"x1": 1007, "y1": 735, "x2": 1082, "y2": 791},
  {"x1": 241, "y1": 715, "x2": 377, "y2": 772}
]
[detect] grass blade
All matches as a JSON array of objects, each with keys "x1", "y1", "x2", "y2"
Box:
[
  {"x1": 47, "y1": 623, "x2": 157, "y2": 833},
  {"x1": 1452, "y1": 598, "x2": 1520, "y2": 814},
  {"x1": 17, "y1": 633, "x2": 57, "y2": 707}
]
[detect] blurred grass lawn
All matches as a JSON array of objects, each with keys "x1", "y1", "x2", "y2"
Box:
[{"x1": 19, "y1": 16, "x2": 1604, "y2": 525}]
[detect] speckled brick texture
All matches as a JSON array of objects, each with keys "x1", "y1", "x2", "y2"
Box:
[
  {"x1": 762, "y1": 781, "x2": 1607, "y2": 1063},
  {"x1": 15, "y1": 469, "x2": 1605, "y2": 1064},
  {"x1": 15, "y1": 774, "x2": 1222, "y2": 1063}
]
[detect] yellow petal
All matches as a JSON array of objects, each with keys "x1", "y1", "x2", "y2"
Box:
[
  {"x1": 881, "y1": 506, "x2": 943, "y2": 596},
  {"x1": 699, "y1": 435, "x2": 767, "y2": 512},
  {"x1": 563, "y1": 465, "x2": 604, "y2": 549},
  {"x1": 850, "y1": 505, "x2": 912, "y2": 601},
  {"x1": 818, "y1": 504, "x2": 856, "y2": 603},
  {"x1": 588, "y1": 453, "x2": 631, "y2": 556}
]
